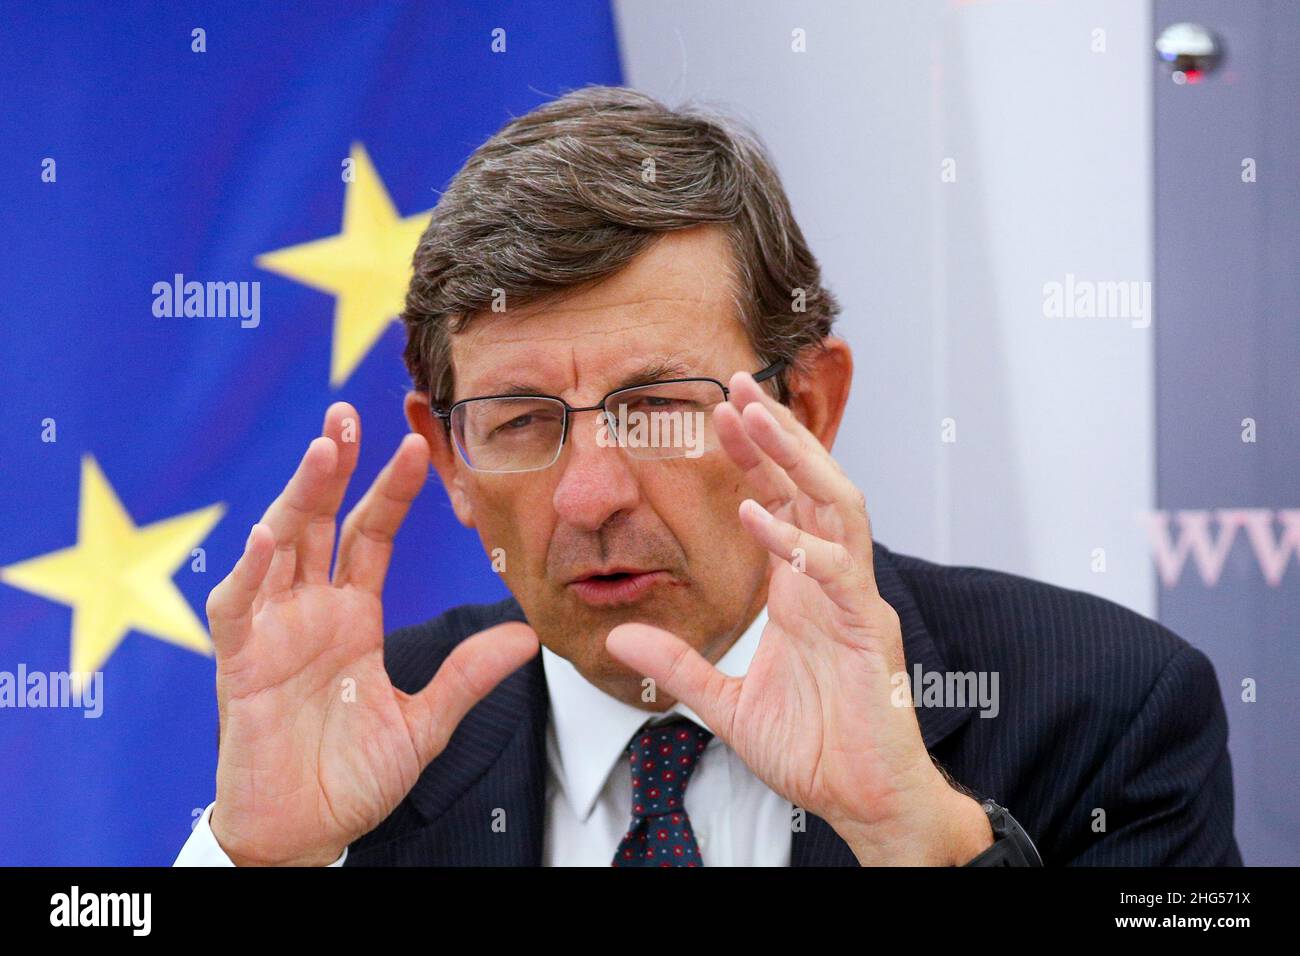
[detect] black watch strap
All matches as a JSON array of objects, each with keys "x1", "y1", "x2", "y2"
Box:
[{"x1": 963, "y1": 799, "x2": 1044, "y2": 867}]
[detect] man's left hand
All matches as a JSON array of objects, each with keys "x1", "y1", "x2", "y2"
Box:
[{"x1": 606, "y1": 370, "x2": 994, "y2": 866}]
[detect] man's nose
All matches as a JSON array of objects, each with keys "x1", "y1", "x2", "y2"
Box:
[{"x1": 550, "y1": 411, "x2": 642, "y2": 532}]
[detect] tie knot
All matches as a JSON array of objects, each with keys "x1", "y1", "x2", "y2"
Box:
[{"x1": 625, "y1": 716, "x2": 713, "y2": 820}]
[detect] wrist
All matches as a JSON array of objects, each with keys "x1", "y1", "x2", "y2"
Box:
[
  {"x1": 939, "y1": 786, "x2": 996, "y2": 865},
  {"x1": 210, "y1": 806, "x2": 345, "y2": 867},
  {"x1": 834, "y1": 771, "x2": 994, "y2": 866}
]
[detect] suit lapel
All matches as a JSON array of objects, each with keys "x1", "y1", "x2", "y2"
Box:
[
  {"x1": 402, "y1": 599, "x2": 550, "y2": 865},
  {"x1": 791, "y1": 542, "x2": 976, "y2": 866}
]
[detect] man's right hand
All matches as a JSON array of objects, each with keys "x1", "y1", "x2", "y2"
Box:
[{"x1": 204, "y1": 402, "x2": 539, "y2": 866}]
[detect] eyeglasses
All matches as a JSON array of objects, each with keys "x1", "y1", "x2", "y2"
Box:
[{"x1": 432, "y1": 359, "x2": 786, "y2": 474}]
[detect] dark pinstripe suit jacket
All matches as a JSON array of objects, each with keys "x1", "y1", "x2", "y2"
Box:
[{"x1": 344, "y1": 542, "x2": 1243, "y2": 866}]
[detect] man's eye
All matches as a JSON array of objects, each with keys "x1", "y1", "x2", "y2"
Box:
[
  {"x1": 495, "y1": 414, "x2": 539, "y2": 433},
  {"x1": 633, "y1": 396, "x2": 691, "y2": 410}
]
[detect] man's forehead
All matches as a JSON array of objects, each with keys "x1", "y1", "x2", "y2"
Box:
[
  {"x1": 451, "y1": 300, "x2": 756, "y2": 395},
  {"x1": 449, "y1": 226, "x2": 746, "y2": 396}
]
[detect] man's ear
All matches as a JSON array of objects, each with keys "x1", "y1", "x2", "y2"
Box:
[
  {"x1": 404, "y1": 391, "x2": 476, "y2": 529},
  {"x1": 786, "y1": 336, "x2": 853, "y2": 453}
]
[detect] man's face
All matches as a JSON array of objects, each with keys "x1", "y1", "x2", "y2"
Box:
[{"x1": 418, "y1": 225, "x2": 773, "y2": 706}]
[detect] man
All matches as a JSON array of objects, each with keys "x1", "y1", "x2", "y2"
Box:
[{"x1": 174, "y1": 86, "x2": 1241, "y2": 867}]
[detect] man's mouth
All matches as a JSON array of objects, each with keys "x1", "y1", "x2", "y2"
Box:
[{"x1": 567, "y1": 569, "x2": 671, "y2": 607}]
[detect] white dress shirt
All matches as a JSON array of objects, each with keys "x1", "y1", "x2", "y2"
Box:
[{"x1": 174, "y1": 604, "x2": 792, "y2": 866}]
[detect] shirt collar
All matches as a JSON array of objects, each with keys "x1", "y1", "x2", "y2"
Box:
[{"x1": 541, "y1": 604, "x2": 768, "y2": 822}]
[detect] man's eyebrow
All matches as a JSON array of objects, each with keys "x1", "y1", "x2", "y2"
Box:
[
  {"x1": 616, "y1": 358, "x2": 695, "y2": 388},
  {"x1": 480, "y1": 357, "x2": 697, "y2": 397},
  {"x1": 486, "y1": 381, "x2": 552, "y2": 397}
]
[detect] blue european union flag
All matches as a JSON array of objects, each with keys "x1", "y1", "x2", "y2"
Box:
[{"x1": 0, "y1": 1, "x2": 622, "y2": 865}]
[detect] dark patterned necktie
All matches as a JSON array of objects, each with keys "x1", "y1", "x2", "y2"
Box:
[{"x1": 611, "y1": 716, "x2": 714, "y2": 867}]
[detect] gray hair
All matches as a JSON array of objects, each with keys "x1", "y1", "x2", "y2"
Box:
[{"x1": 401, "y1": 85, "x2": 840, "y2": 411}]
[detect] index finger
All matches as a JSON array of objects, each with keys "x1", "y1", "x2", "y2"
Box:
[
  {"x1": 727, "y1": 370, "x2": 877, "y2": 584},
  {"x1": 727, "y1": 369, "x2": 845, "y2": 478},
  {"x1": 332, "y1": 432, "x2": 429, "y2": 594},
  {"x1": 713, "y1": 398, "x2": 799, "y2": 516}
]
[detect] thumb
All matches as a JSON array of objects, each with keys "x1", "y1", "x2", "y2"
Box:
[
  {"x1": 401, "y1": 621, "x2": 540, "y2": 768},
  {"x1": 606, "y1": 623, "x2": 740, "y2": 741}
]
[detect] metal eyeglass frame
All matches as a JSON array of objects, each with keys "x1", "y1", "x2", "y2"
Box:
[{"x1": 431, "y1": 358, "x2": 787, "y2": 473}]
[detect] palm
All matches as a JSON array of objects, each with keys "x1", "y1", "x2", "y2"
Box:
[
  {"x1": 214, "y1": 586, "x2": 422, "y2": 856},
  {"x1": 731, "y1": 526, "x2": 910, "y2": 817}
]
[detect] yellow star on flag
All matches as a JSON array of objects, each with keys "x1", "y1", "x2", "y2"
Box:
[
  {"x1": 256, "y1": 142, "x2": 434, "y2": 387},
  {"x1": 0, "y1": 455, "x2": 225, "y2": 679}
]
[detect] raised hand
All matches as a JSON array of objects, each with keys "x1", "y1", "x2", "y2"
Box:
[
  {"x1": 205, "y1": 402, "x2": 538, "y2": 866},
  {"x1": 605, "y1": 372, "x2": 991, "y2": 865}
]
